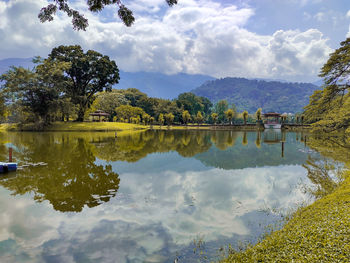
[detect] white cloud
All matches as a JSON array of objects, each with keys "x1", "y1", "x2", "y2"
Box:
[
  {"x1": 0, "y1": 0, "x2": 332, "y2": 82},
  {"x1": 314, "y1": 12, "x2": 325, "y2": 22}
]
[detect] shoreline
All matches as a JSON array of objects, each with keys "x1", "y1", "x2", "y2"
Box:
[{"x1": 0, "y1": 122, "x2": 311, "y2": 132}]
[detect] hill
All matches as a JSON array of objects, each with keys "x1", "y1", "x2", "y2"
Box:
[
  {"x1": 0, "y1": 58, "x2": 214, "y2": 99},
  {"x1": 191, "y1": 77, "x2": 320, "y2": 113},
  {"x1": 118, "y1": 71, "x2": 214, "y2": 99}
]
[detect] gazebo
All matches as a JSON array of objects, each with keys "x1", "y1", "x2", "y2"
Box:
[
  {"x1": 89, "y1": 110, "x2": 110, "y2": 122},
  {"x1": 263, "y1": 112, "x2": 281, "y2": 129}
]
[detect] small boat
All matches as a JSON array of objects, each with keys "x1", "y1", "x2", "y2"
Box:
[{"x1": 0, "y1": 162, "x2": 17, "y2": 173}]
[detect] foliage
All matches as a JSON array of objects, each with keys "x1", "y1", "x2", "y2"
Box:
[
  {"x1": 115, "y1": 104, "x2": 144, "y2": 122},
  {"x1": 215, "y1": 100, "x2": 229, "y2": 123},
  {"x1": 49, "y1": 45, "x2": 120, "y2": 121},
  {"x1": 182, "y1": 110, "x2": 191, "y2": 125},
  {"x1": 0, "y1": 58, "x2": 70, "y2": 126},
  {"x1": 165, "y1": 113, "x2": 174, "y2": 126},
  {"x1": 90, "y1": 90, "x2": 128, "y2": 120},
  {"x1": 304, "y1": 38, "x2": 350, "y2": 132},
  {"x1": 225, "y1": 109, "x2": 235, "y2": 124},
  {"x1": 39, "y1": 0, "x2": 178, "y2": 30},
  {"x1": 196, "y1": 111, "x2": 204, "y2": 125},
  {"x1": 176, "y1": 92, "x2": 212, "y2": 116},
  {"x1": 142, "y1": 113, "x2": 151, "y2": 125},
  {"x1": 192, "y1": 77, "x2": 318, "y2": 113},
  {"x1": 158, "y1": 113, "x2": 164, "y2": 126},
  {"x1": 256, "y1": 108, "x2": 262, "y2": 121},
  {"x1": 242, "y1": 110, "x2": 248, "y2": 124},
  {"x1": 211, "y1": 113, "x2": 218, "y2": 124}
]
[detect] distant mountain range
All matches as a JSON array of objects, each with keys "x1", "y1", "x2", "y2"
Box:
[
  {"x1": 191, "y1": 77, "x2": 320, "y2": 113},
  {"x1": 0, "y1": 58, "x2": 321, "y2": 112}
]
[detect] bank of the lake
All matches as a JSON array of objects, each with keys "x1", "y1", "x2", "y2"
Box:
[
  {"x1": 0, "y1": 122, "x2": 310, "y2": 132},
  {"x1": 221, "y1": 171, "x2": 350, "y2": 262}
]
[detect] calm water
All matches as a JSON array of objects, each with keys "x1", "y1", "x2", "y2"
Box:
[{"x1": 0, "y1": 130, "x2": 338, "y2": 262}]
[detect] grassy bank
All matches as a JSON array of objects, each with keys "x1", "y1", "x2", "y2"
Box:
[
  {"x1": 221, "y1": 172, "x2": 350, "y2": 262},
  {"x1": 0, "y1": 122, "x2": 310, "y2": 132},
  {"x1": 0, "y1": 122, "x2": 148, "y2": 132}
]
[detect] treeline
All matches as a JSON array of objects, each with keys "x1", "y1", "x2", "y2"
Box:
[{"x1": 89, "y1": 89, "x2": 259, "y2": 125}]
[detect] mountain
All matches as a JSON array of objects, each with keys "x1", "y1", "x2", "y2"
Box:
[
  {"x1": 0, "y1": 58, "x2": 34, "y2": 74},
  {"x1": 191, "y1": 77, "x2": 320, "y2": 113},
  {"x1": 0, "y1": 58, "x2": 214, "y2": 99},
  {"x1": 117, "y1": 71, "x2": 215, "y2": 99}
]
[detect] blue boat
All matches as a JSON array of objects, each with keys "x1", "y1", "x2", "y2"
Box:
[{"x1": 0, "y1": 162, "x2": 17, "y2": 173}]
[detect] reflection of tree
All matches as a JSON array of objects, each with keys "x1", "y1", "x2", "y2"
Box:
[
  {"x1": 306, "y1": 134, "x2": 350, "y2": 166},
  {"x1": 242, "y1": 132, "x2": 248, "y2": 146},
  {"x1": 0, "y1": 135, "x2": 120, "y2": 213},
  {"x1": 255, "y1": 131, "x2": 261, "y2": 148},
  {"x1": 302, "y1": 156, "x2": 343, "y2": 199},
  {"x1": 209, "y1": 131, "x2": 238, "y2": 150},
  {"x1": 93, "y1": 130, "x2": 212, "y2": 161}
]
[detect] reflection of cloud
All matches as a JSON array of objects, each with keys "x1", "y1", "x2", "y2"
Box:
[{"x1": 0, "y1": 162, "x2": 310, "y2": 262}]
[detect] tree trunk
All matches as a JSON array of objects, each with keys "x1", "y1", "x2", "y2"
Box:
[{"x1": 77, "y1": 106, "x2": 86, "y2": 122}]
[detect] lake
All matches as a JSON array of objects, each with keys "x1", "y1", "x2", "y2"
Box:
[{"x1": 0, "y1": 130, "x2": 342, "y2": 262}]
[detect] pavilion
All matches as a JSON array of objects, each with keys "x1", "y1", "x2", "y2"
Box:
[{"x1": 89, "y1": 110, "x2": 110, "y2": 122}]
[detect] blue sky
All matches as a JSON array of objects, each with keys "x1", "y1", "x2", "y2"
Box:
[{"x1": 0, "y1": 0, "x2": 349, "y2": 82}]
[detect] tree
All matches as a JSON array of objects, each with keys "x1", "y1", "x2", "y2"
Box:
[
  {"x1": 39, "y1": 0, "x2": 178, "y2": 31},
  {"x1": 211, "y1": 113, "x2": 218, "y2": 125},
  {"x1": 0, "y1": 58, "x2": 70, "y2": 126},
  {"x1": 91, "y1": 91, "x2": 127, "y2": 120},
  {"x1": 256, "y1": 108, "x2": 262, "y2": 121},
  {"x1": 115, "y1": 105, "x2": 144, "y2": 122},
  {"x1": 150, "y1": 116, "x2": 155, "y2": 127},
  {"x1": 142, "y1": 113, "x2": 151, "y2": 125},
  {"x1": 176, "y1": 92, "x2": 212, "y2": 116},
  {"x1": 225, "y1": 109, "x2": 234, "y2": 125},
  {"x1": 165, "y1": 113, "x2": 174, "y2": 126},
  {"x1": 196, "y1": 111, "x2": 204, "y2": 125},
  {"x1": 49, "y1": 45, "x2": 120, "y2": 121},
  {"x1": 0, "y1": 92, "x2": 6, "y2": 122},
  {"x1": 158, "y1": 113, "x2": 164, "y2": 127},
  {"x1": 304, "y1": 37, "x2": 350, "y2": 132},
  {"x1": 242, "y1": 110, "x2": 248, "y2": 125},
  {"x1": 215, "y1": 100, "x2": 229, "y2": 123},
  {"x1": 182, "y1": 110, "x2": 191, "y2": 125}
]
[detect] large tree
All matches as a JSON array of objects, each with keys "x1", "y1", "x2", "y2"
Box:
[
  {"x1": 0, "y1": 58, "x2": 70, "y2": 125},
  {"x1": 49, "y1": 45, "x2": 120, "y2": 121},
  {"x1": 304, "y1": 37, "x2": 350, "y2": 132},
  {"x1": 39, "y1": 0, "x2": 178, "y2": 31}
]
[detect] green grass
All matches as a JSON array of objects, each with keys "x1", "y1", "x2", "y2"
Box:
[
  {"x1": 221, "y1": 172, "x2": 350, "y2": 262},
  {"x1": 0, "y1": 122, "x2": 148, "y2": 132}
]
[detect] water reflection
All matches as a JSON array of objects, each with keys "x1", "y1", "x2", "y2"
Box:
[
  {"x1": 0, "y1": 130, "x2": 315, "y2": 214},
  {"x1": 0, "y1": 134, "x2": 120, "y2": 212},
  {"x1": 0, "y1": 130, "x2": 346, "y2": 263}
]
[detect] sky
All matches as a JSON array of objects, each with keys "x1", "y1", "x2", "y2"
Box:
[{"x1": 0, "y1": 0, "x2": 350, "y2": 82}]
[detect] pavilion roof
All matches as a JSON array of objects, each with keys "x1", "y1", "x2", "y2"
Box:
[
  {"x1": 263, "y1": 112, "x2": 281, "y2": 117},
  {"x1": 89, "y1": 110, "x2": 110, "y2": 116}
]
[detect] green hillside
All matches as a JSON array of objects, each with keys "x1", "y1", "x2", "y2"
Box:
[{"x1": 192, "y1": 77, "x2": 319, "y2": 113}]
